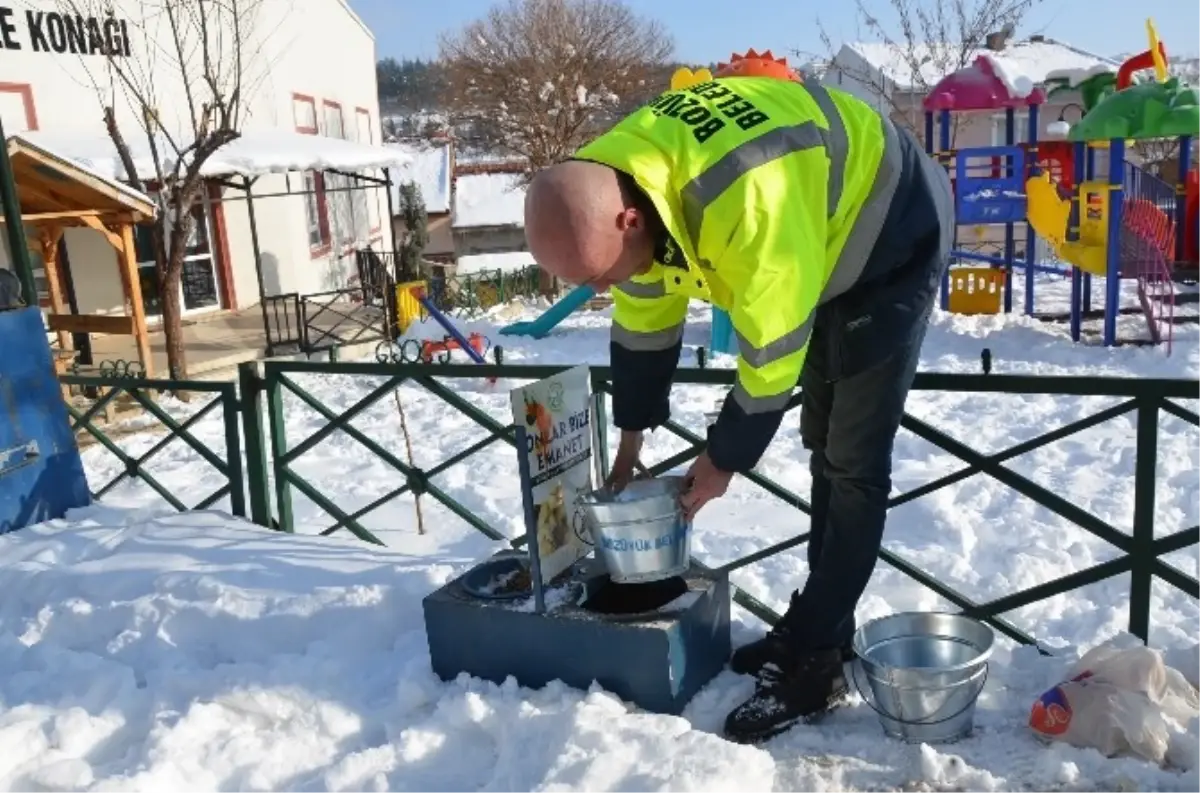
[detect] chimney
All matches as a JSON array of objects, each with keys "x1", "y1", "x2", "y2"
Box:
[
  {"x1": 985, "y1": 31, "x2": 1008, "y2": 51},
  {"x1": 1030, "y1": 34, "x2": 1045, "y2": 43}
]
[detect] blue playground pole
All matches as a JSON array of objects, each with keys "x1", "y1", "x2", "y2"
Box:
[
  {"x1": 1103, "y1": 139, "x2": 1126, "y2": 348},
  {"x1": 1084, "y1": 146, "x2": 1096, "y2": 313},
  {"x1": 710, "y1": 307, "x2": 737, "y2": 355},
  {"x1": 938, "y1": 109, "x2": 953, "y2": 312},
  {"x1": 1003, "y1": 107, "x2": 1015, "y2": 314},
  {"x1": 1024, "y1": 104, "x2": 1039, "y2": 316},
  {"x1": 1069, "y1": 141, "x2": 1086, "y2": 342},
  {"x1": 1176, "y1": 135, "x2": 1192, "y2": 264}
]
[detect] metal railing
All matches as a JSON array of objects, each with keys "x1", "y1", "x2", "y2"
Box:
[
  {"x1": 59, "y1": 371, "x2": 246, "y2": 516},
  {"x1": 248, "y1": 359, "x2": 1198, "y2": 648},
  {"x1": 55, "y1": 360, "x2": 1199, "y2": 649}
]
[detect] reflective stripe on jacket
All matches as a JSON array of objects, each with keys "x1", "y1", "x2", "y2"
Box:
[{"x1": 576, "y1": 76, "x2": 902, "y2": 418}]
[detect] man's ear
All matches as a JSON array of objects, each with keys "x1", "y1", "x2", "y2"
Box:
[{"x1": 615, "y1": 207, "x2": 642, "y2": 231}]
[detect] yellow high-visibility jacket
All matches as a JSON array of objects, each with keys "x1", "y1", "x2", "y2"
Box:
[{"x1": 574, "y1": 76, "x2": 903, "y2": 470}]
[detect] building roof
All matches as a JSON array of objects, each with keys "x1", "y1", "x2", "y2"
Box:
[
  {"x1": 17, "y1": 129, "x2": 412, "y2": 182},
  {"x1": 7, "y1": 135, "x2": 156, "y2": 223},
  {"x1": 452, "y1": 172, "x2": 526, "y2": 229},
  {"x1": 838, "y1": 37, "x2": 1119, "y2": 91},
  {"x1": 388, "y1": 141, "x2": 451, "y2": 214}
]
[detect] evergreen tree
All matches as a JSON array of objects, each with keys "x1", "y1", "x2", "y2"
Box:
[{"x1": 398, "y1": 182, "x2": 429, "y2": 281}]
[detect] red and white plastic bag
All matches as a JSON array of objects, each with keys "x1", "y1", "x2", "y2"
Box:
[{"x1": 1030, "y1": 639, "x2": 1199, "y2": 767}]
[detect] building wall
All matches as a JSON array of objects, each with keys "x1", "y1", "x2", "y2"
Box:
[
  {"x1": 0, "y1": 0, "x2": 388, "y2": 315},
  {"x1": 453, "y1": 226, "x2": 527, "y2": 258}
]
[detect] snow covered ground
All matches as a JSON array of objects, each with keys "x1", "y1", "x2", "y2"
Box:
[{"x1": 1, "y1": 272, "x2": 1198, "y2": 791}]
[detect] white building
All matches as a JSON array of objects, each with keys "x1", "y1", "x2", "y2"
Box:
[{"x1": 0, "y1": 0, "x2": 403, "y2": 325}]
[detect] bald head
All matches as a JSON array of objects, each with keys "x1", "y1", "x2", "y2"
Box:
[{"x1": 524, "y1": 160, "x2": 656, "y2": 290}]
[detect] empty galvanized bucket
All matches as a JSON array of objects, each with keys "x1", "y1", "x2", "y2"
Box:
[
  {"x1": 851, "y1": 612, "x2": 994, "y2": 744},
  {"x1": 574, "y1": 475, "x2": 691, "y2": 584}
]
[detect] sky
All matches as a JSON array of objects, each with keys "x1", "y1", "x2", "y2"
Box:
[{"x1": 348, "y1": 0, "x2": 1199, "y2": 65}]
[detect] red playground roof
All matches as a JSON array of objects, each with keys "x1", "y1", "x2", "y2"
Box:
[{"x1": 923, "y1": 54, "x2": 1047, "y2": 112}]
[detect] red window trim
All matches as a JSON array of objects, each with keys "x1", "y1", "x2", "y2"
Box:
[
  {"x1": 0, "y1": 82, "x2": 39, "y2": 130},
  {"x1": 355, "y1": 106, "x2": 383, "y2": 234},
  {"x1": 293, "y1": 92, "x2": 330, "y2": 258},
  {"x1": 322, "y1": 100, "x2": 357, "y2": 253},
  {"x1": 292, "y1": 92, "x2": 318, "y2": 134},
  {"x1": 321, "y1": 99, "x2": 344, "y2": 138}
]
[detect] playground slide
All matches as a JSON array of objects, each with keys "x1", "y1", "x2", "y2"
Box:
[
  {"x1": 417, "y1": 295, "x2": 488, "y2": 365},
  {"x1": 498, "y1": 285, "x2": 596, "y2": 339},
  {"x1": 1025, "y1": 173, "x2": 1108, "y2": 276}
]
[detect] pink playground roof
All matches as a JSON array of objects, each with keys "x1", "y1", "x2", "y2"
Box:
[{"x1": 923, "y1": 54, "x2": 1047, "y2": 112}]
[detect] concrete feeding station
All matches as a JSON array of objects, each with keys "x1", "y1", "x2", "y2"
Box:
[
  {"x1": 423, "y1": 365, "x2": 732, "y2": 715},
  {"x1": 422, "y1": 553, "x2": 731, "y2": 716}
]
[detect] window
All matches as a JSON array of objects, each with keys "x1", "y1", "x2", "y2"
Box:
[
  {"x1": 322, "y1": 100, "x2": 358, "y2": 250},
  {"x1": 355, "y1": 107, "x2": 381, "y2": 235},
  {"x1": 989, "y1": 111, "x2": 1031, "y2": 146},
  {"x1": 294, "y1": 93, "x2": 330, "y2": 256}
]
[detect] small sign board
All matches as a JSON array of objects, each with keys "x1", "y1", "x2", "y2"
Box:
[{"x1": 510, "y1": 364, "x2": 594, "y2": 594}]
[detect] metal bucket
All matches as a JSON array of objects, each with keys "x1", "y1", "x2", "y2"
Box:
[
  {"x1": 851, "y1": 612, "x2": 994, "y2": 744},
  {"x1": 574, "y1": 476, "x2": 691, "y2": 584}
]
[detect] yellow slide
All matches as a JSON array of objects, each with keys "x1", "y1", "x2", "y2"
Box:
[{"x1": 1025, "y1": 173, "x2": 1110, "y2": 276}]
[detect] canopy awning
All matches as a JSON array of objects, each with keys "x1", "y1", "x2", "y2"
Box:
[
  {"x1": 14, "y1": 128, "x2": 413, "y2": 182},
  {"x1": 5, "y1": 136, "x2": 156, "y2": 224}
]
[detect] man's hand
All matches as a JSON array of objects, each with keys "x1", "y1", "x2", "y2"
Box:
[
  {"x1": 679, "y1": 452, "x2": 733, "y2": 522},
  {"x1": 604, "y1": 430, "x2": 645, "y2": 494}
]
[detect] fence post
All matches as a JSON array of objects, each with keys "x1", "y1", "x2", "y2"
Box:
[
  {"x1": 238, "y1": 362, "x2": 273, "y2": 528},
  {"x1": 222, "y1": 381, "x2": 247, "y2": 519},
  {"x1": 265, "y1": 365, "x2": 296, "y2": 532},
  {"x1": 1129, "y1": 395, "x2": 1159, "y2": 642}
]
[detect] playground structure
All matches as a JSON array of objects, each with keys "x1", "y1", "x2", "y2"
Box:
[{"x1": 927, "y1": 19, "x2": 1198, "y2": 351}]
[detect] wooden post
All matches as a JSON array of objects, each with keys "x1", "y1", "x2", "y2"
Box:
[
  {"x1": 37, "y1": 226, "x2": 70, "y2": 352},
  {"x1": 119, "y1": 222, "x2": 153, "y2": 379}
]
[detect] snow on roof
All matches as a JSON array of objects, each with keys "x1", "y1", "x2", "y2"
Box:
[
  {"x1": 841, "y1": 38, "x2": 1118, "y2": 91},
  {"x1": 8, "y1": 134, "x2": 156, "y2": 211},
  {"x1": 453, "y1": 172, "x2": 526, "y2": 229},
  {"x1": 17, "y1": 129, "x2": 412, "y2": 181},
  {"x1": 455, "y1": 251, "x2": 536, "y2": 275},
  {"x1": 387, "y1": 141, "x2": 451, "y2": 214}
]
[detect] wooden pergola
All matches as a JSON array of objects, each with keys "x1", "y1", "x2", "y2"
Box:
[{"x1": 4, "y1": 136, "x2": 156, "y2": 377}]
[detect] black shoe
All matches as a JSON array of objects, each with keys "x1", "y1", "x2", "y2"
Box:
[
  {"x1": 723, "y1": 646, "x2": 850, "y2": 745},
  {"x1": 730, "y1": 629, "x2": 855, "y2": 676}
]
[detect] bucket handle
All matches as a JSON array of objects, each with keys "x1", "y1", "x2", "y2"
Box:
[
  {"x1": 849, "y1": 660, "x2": 989, "y2": 729},
  {"x1": 572, "y1": 507, "x2": 593, "y2": 546}
]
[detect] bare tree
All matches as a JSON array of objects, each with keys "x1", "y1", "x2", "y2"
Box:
[
  {"x1": 61, "y1": 0, "x2": 266, "y2": 380},
  {"x1": 799, "y1": 0, "x2": 1042, "y2": 137},
  {"x1": 438, "y1": 0, "x2": 673, "y2": 176}
]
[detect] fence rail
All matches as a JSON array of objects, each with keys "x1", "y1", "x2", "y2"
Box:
[
  {"x1": 58, "y1": 372, "x2": 246, "y2": 516},
  {"x1": 59, "y1": 360, "x2": 1199, "y2": 650}
]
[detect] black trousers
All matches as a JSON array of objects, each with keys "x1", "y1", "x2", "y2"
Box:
[{"x1": 778, "y1": 143, "x2": 955, "y2": 651}]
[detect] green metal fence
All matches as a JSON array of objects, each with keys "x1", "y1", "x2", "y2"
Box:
[
  {"x1": 250, "y1": 360, "x2": 1199, "y2": 648},
  {"x1": 60, "y1": 360, "x2": 1199, "y2": 648},
  {"x1": 60, "y1": 371, "x2": 246, "y2": 517},
  {"x1": 428, "y1": 266, "x2": 544, "y2": 319}
]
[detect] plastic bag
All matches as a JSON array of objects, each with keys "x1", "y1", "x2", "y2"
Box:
[{"x1": 1030, "y1": 639, "x2": 1200, "y2": 766}]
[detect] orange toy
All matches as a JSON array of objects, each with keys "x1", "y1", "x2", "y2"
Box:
[{"x1": 714, "y1": 48, "x2": 802, "y2": 83}]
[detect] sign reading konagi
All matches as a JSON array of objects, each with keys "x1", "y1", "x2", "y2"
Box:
[{"x1": 0, "y1": 5, "x2": 132, "y2": 57}]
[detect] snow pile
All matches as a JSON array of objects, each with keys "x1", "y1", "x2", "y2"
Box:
[
  {"x1": 453, "y1": 172, "x2": 526, "y2": 229},
  {"x1": 387, "y1": 141, "x2": 451, "y2": 213},
  {"x1": 0, "y1": 507, "x2": 1196, "y2": 791}
]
